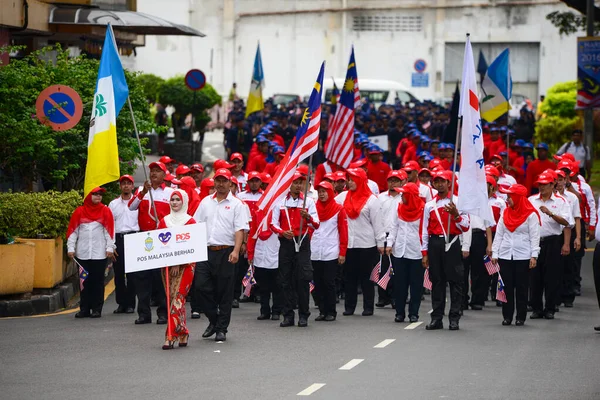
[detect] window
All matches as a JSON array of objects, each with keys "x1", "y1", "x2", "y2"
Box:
[{"x1": 352, "y1": 15, "x2": 423, "y2": 32}]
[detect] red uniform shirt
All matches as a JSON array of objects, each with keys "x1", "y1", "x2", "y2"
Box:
[
  {"x1": 128, "y1": 184, "x2": 173, "y2": 232},
  {"x1": 366, "y1": 160, "x2": 392, "y2": 192}
]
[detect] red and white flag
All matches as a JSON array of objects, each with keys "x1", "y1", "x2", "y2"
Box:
[
  {"x1": 483, "y1": 255, "x2": 499, "y2": 276},
  {"x1": 370, "y1": 256, "x2": 381, "y2": 283},
  {"x1": 377, "y1": 266, "x2": 393, "y2": 290},
  {"x1": 423, "y1": 269, "x2": 433, "y2": 290},
  {"x1": 496, "y1": 272, "x2": 507, "y2": 303}
]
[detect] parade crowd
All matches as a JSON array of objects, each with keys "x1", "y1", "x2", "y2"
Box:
[{"x1": 66, "y1": 99, "x2": 600, "y2": 349}]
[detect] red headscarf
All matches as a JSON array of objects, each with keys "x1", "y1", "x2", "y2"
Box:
[
  {"x1": 344, "y1": 168, "x2": 372, "y2": 220},
  {"x1": 66, "y1": 187, "x2": 115, "y2": 239},
  {"x1": 199, "y1": 178, "x2": 214, "y2": 201},
  {"x1": 178, "y1": 176, "x2": 200, "y2": 216},
  {"x1": 501, "y1": 184, "x2": 540, "y2": 232},
  {"x1": 316, "y1": 181, "x2": 342, "y2": 221},
  {"x1": 396, "y1": 182, "x2": 425, "y2": 222}
]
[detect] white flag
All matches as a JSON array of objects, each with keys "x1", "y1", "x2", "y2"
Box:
[{"x1": 457, "y1": 36, "x2": 494, "y2": 224}]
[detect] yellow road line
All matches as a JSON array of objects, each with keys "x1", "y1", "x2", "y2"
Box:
[{"x1": 2, "y1": 280, "x2": 116, "y2": 320}]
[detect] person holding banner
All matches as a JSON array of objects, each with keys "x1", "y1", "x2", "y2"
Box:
[
  {"x1": 157, "y1": 190, "x2": 196, "y2": 349},
  {"x1": 386, "y1": 183, "x2": 425, "y2": 323},
  {"x1": 194, "y1": 168, "x2": 249, "y2": 342},
  {"x1": 492, "y1": 184, "x2": 540, "y2": 326},
  {"x1": 67, "y1": 187, "x2": 115, "y2": 319}
]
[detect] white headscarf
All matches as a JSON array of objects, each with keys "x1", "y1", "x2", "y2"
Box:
[{"x1": 163, "y1": 190, "x2": 192, "y2": 227}]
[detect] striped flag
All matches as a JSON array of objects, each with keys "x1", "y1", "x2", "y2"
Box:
[
  {"x1": 496, "y1": 272, "x2": 507, "y2": 303},
  {"x1": 254, "y1": 62, "x2": 324, "y2": 233},
  {"x1": 242, "y1": 265, "x2": 255, "y2": 297},
  {"x1": 423, "y1": 269, "x2": 433, "y2": 290},
  {"x1": 309, "y1": 281, "x2": 315, "y2": 293},
  {"x1": 370, "y1": 256, "x2": 381, "y2": 283},
  {"x1": 324, "y1": 46, "x2": 360, "y2": 168},
  {"x1": 76, "y1": 260, "x2": 88, "y2": 291},
  {"x1": 483, "y1": 255, "x2": 499, "y2": 275},
  {"x1": 377, "y1": 266, "x2": 393, "y2": 290}
]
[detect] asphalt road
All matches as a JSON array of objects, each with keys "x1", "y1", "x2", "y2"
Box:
[{"x1": 1, "y1": 253, "x2": 599, "y2": 400}]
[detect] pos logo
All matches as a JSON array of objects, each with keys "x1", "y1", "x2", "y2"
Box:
[{"x1": 176, "y1": 233, "x2": 191, "y2": 243}]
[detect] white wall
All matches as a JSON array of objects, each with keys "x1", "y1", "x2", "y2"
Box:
[{"x1": 134, "y1": 0, "x2": 578, "y2": 101}]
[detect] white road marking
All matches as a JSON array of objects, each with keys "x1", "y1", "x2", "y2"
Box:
[
  {"x1": 214, "y1": 350, "x2": 220, "y2": 353},
  {"x1": 374, "y1": 339, "x2": 395, "y2": 348},
  {"x1": 339, "y1": 359, "x2": 364, "y2": 370},
  {"x1": 405, "y1": 322, "x2": 423, "y2": 330},
  {"x1": 297, "y1": 383, "x2": 326, "y2": 396},
  {"x1": 428, "y1": 309, "x2": 433, "y2": 314}
]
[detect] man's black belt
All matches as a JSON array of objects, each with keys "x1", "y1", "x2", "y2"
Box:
[
  {"x1": 208, "y1": 245, "x2": 233, "y2": 251},
  {"x1": 540, "y1": 234, "x2": 560, "y2": 243},
  {"x1": 116, "y1": 231, "x2": 137, "y2": 236},
  {"x1": 472, "y1": 228, "x2": 485, "y2": 234}
]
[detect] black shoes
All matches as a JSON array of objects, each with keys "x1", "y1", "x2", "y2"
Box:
[
  {"x1": 449, "y1": 320, "x2": 460, "y2": 331},
  {"x1": 375, "y1": 300, "x2": 391, "y2": 308},
  {"x1": 343, "y1": 310, "x2": 354, "y2": 316},
  {"x1": 325, "y1": 315, "x2": 336, "y2": 322},
  {"x1": 156, "y1": 316, "x2": 167, "y2": 325},
  {"x1": 425, "y1": 320, "x2": 443, "y2": 330},
  {"x1": 502, "y1": 319, "x2": 512, "y2": 326},
  {"x1": 232, "y1": 299, "x2": 240, "y2": 308},
  {"x1": 563, "y1": 302, "x2": 573, "y2": 308},
  {"x1": 594, "y1": 325, "x2": 600, "y2": 331},
  {"x1": 544, "y1": 312, "x2": 555, "y2": 320},
  {"x1": 125, "y1": 307, "x2": 135, "y2": 314},
  {"x1": 470, "y1": 304, "x2": 483, "y2": 311},
  {"x1": 271, "y1": 314, "x2": 281, "y2": 321},
  {"x1": 315, "y1": 314, "x2": 326, "y2": 321},
  {"x1": 75, "y1": 311, "x2": 90, "y2": 318},
  {"x1": 215, "y1": 332, "x2": 226, "y2": 342},
  {"x1": 202, "y1": 324, "x2": 217, "y2": 338},
  {"x1": 362, "y1": 310, "x2": 374, "y2": 316},
  {"x1": 90, "y1": 311, "x2": 102, "y2": 318},
  {"x1": 280, "y1": 318, "x2": 294, "y2": 327},
  {"x1": 409, "y1": 316, "x2": 418, "y2": 323},
  {"x1": 298, "y1": 318, "x2": 308, "y2": 327},
  {"x1": 515, "y1": 320, "x2": 525, "y2": 326},
  {"x1": 113, "y1": 306, "x2": 127, "y2": 314},
  {"x1": 134, "y1": 317, "x2": 151, "y2": 324},
  {"x1": 394, "y1": 316, "x2": 405, "y2": 323},
  {"x1": 530, "y1": 311, "x2": 543, "y2": 319},
  {"x1": 191, "y1": 312, "x2": 201, "y2": 319},
  {"x1": 257, "y1": 314, "x2": 270, "y2": 320}
]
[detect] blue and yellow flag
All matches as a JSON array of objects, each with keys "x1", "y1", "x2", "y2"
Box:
[
  {"x1": 84, "y1": 24, "x2": 129, "y2": 197},
  {"x1": 480, "y1": 48, "x2": 512, "y2": 122},
  {"x1": 245, "y1": 43, "x2": 264, "y2": 117}
]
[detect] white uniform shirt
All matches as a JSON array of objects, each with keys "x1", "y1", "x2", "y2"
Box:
[
  {"x1": 109, "y1": 196, "x2": 139, "y2": 233},
  {"x1": 368, "y1": 179, "x2": 380, "y2": 195},
  {"x1": 558, "y1": 190, "x2": 581, "y2": 228},
  {"x1": 311, "y1": 211, "x2": 343, "y2": 261},
  {"x1": 233, "y1": 172, "x2": 248, "y2": 192},
  {"x1": 492, "y1": 213, "x2": 540, "y2": 260},
  {"x1": 253, "y1": 234, "x2": 279, "y2": 269},
  {"x1": 528, "y1": 193, "x2": 573, "y2": 238},
  {"x1": 194, "y1": 192, "x2": 250, "y2": 246},
  {"x1": 377, "y1": 191, "x2": 402, "y2": 235},
  {"x1": 573, "y1": 180, "x2": 597, "y2": 227},
  {"x1": 388, "y1": 217, "x2": 422, "y2": 260},
  {"x1": 461, "y1": 213, "x2": 495, "y2": 251},
  {"x1": 67, "y1": 221, "x2": 114, "y2": 260},
  {"x1": 335, "y1": 191, "x2": 383, "y2": 248},
  {"x1": 418, "y1": 182, "x2": 434, "y2": 203}
]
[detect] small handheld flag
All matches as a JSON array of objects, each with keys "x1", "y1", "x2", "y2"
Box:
[
  {"x1": 76, "y1": 260, "x2": 88, "y2": 291},
  {"x1": 377, "y1": 266, "x2": 393, "y2": 290},
  {"x1": 370, "y1": 256, "x2": 382, "y2": 283},
  {"x1": 483, "y1": 255, "x2": 499, "y2": 276},
  {"x1": 242, "y1": 265, "x2": 256, "y2": 297},
  {"x1": 309, "y1": 281, "x2": 315, "y2": 293},
  {"x1": 496, "y1": 272, "x2": 507, "y2": 303},
  {"x1": 423, "y1": 269, "x2": 433, "y2": 290}
]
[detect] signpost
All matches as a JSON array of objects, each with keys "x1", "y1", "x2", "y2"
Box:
[{"x1": 184, "y1": 69, "x2": 206, "y2": 163}]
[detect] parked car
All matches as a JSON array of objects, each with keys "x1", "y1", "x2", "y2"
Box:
[
  {"x1": 323, "y1": 78, "x2": 420, "y2": 107},
  {"x1": 272, "y1": 93, "x2": 302, "y2": 105}
]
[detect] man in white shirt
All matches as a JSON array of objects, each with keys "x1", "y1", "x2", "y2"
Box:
[
  {"x1": 528, "y1": 173, "x2": 572, "y2": 320},
  {"x1": 194, "y1": 168, "x2": 249, "y2": 342},
  {"x1": 556, "y1": 129, "x2": 591, "y2": 180},
  {"x1": 108, "y1": 175, "x2": 139, "y2": 314}
]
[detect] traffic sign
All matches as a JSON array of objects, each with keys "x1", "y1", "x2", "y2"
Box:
[
  {"x1": 35, "y1": 85, "x2": 83, "y2": 131},
  {"x1": 411, "y1": 73, "x2": 429, "y2": 88},
  {"x1": 185, "y1": 69, "x2": 206, "y2": 91},
  {"x1": 414, "y1": 59, "x2": 427, "y2": 73}
]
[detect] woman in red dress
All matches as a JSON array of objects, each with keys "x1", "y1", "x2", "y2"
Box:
[{"x1": 158, "y1": 190, "x2": 196, "y2": 349}]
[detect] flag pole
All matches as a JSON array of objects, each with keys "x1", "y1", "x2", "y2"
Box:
[
  {"x1": 446, "y1": 116, "x2": 463, "y2": 244},
  {"x1": 296, "y1": 154, "x2": 314, "y2": 252},
  {"x1": 505, "y1": 59, "x2": 511, "y2": 172}
]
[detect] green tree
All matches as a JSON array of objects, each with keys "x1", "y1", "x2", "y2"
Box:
[
  {"x1": 535, "y1": 81, "x2": 581, "y2": 153},
  {"x1": 137, "y1": 73, "x2": 165, "y2": 104},
  {"x1": 0, "y1": 45, "x2": 156, "y2": 192}
]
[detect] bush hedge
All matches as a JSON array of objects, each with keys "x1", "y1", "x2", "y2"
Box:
[{"x1": 0, "y1": 190, "x2": 82, "y2": 241}]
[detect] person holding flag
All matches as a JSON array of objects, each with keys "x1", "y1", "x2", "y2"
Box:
[
  {"x1": 245, "y1": 43, "x2": 264, "y2": 118},
  {"x1": 492, "y1": 184, "x2": 540, "y2": 326},
  {"x1": 67, "y1": 188, "x2": 115, "y2": 319}
]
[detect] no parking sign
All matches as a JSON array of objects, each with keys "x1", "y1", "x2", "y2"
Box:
[{"x1": 35, "y1": 85, "x2": 83, "y2": 131}]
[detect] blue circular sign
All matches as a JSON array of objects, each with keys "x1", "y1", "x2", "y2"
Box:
[
  {"x1": 185, "y1": 69, "x2": 206, "y2": 91},
  {"x1": 35, "y1": 85, "x2": 83, "y2": 131},
  {"x1": 414, "y1": 59, "x2": 427, "y2": 73}
]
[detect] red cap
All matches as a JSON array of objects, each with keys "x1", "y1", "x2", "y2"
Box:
[
  {"x1": 231, "y1": 176, "x2": 239, "y2": 185},
  {"x1": 317, "y1": 181, "x2": 334, "y2": 191},
  {"x1": 230, "y1": 152, "x2": 243, "y2": 161},
  {"x1": 431, "y1": 165, "x2": 444, "y2": 172},
  {"x1": 213, "y1": 168, "x2": 232, "y2": 180},
  {"x1": 349, "y1": 159, "x2": 367, "y2": 168},
  {"x1": 119, "y1": 174, "x2": 134, "y2": 183},
  {"x1": 90, "y1": 187, "x2": 107, "y2": 194},
  {"x1": 387, "y1": 170, "x2": 408, "y2": 180},
  {"x1": 486, "y1": 175, "x2": 497, "y2": 188},
  {"x1": 158, "y1": 156, "x2": 175, "y2": 164},
  {"x1": 395, "y1": 182, "x2": 420, "y2": 195},
  {"x1": 191, "y1": 163, "x2": 204, "y2": 172},
  {"x1": 555, "y1": 169, "x2": 566, "y2": 178},
  {"x1": 429, "y1": 159, "x2": 443, "y2": 169},
  {"x1": 557, "y1": 160, "x2": 572, "y2": 171},
  {"x1": 179, "y1": 176, "x2": 197, "y2": 188},
  {"x1": 536, "y1": 173, "x2": 554, "y2": 184},
  {"x1": 171, "y1": 178, "x2": 182, "y2": 186},
  {"x1": 570, "y1": 162, "x2": 580, "y2": 176},
  {"x1": 213, "y1": 159, "x2": 234, "y2": 170},
  {"x1": 149, "y1": 161, "x2": 167, "y2": 173},
  {"x1": 402, "y1": 161, "x2": 420, "y2": 172},
  {"x1": 260, "y1": 173, "x2": 272, "y2": 184},
  {"x1": 418, "y1": 168, "x2": 431, "y2": 175},
  {"x1": 293, "y1": 172, "x2": 307, "y2": 181},
  {"x1": 554, "y1": 153, "x2": 576, "y2": 162},
  {"x1": 499, "y1": 184, "x2": 528, "y2": 196},
  {"x1": 333, "y1": 171, "x2": 346, "y2": 181},
  {"x1": 247, "y1": 171, "x2": 262, "y2": 181},
  {"x1": 433, "y1": 170, "x2": 453, "y2": 182},
  {"x1": 542, "y1": 169, "x2": 558, "y2": 181},
  {"x1": 175, "y1": 165, "x2": 191, "y2": 175},
  {"x1": 490, "y1": 154, "x2": 503, "y2": 162},
  {"x1": 323, "y1": 172, "x2": 334, "y2": 181},
  {"x1": 297, "y1": 164, "x2": 309, "y2": 176},
  {"x1": 164, "y1": 172, "x2": 174, "y2": 182},
  {"x1": 485, "y1": 165, "x2": 500, "y2": 178}
]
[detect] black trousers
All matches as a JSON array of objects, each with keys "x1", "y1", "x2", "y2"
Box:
[
  {"x1": 428, "y1": 236, "x2": 463, "y2": 322},
  {"x1": 499, "y1": 259, "x2": 529, "y2": 321},
  {"x1": 561, "y1": 226, "x2": 578, "y2": 304},
  {"x1": 278, "y1": 238, "x2": 312, "y2": 320},
  {"x1": 254, "y1": 267, "x2": 283, "y2": 317},
  {"x1": 392, "y1": 256, "x2": 424, "y2": 319},
  {"x1": 574, "y1": 221, "x2": 586, "y2": 292},
  {"x1": 234, "y1": 257, "x2": 249, "y2": 300},
  {"x1": 344, "y1": 247, "x2": 378, "y2": 313},
  {"x1": 196, "y1": 247, "x2": 235, "y2": 333},
  {"x1": 463, "y1": 230, "x2": 488, "y2": 306},
  {"x1": 593, "y1": 243, "x2": 600, "y2": 309},
  {"x1": 377, "y1": 254, "x2": 394, "y2": 303},
  {"x1": 190, "y1": 262, "x2": 201, "y2": 313},
  {"x1": 113, "y1": 233, "x2": 136, "y2": 308},
  {"x1": 313, "y1": 259, "x2": 338, "y2": 317},
  {"x1": 77, "y1": 258, "x2": 107, "y2": 313},
  {"x1": 131, "y1": 269, "x2": 166, "y2": 320},
  {"x1": 530, "y1": 235, "x2": 562, "y2": 313}
]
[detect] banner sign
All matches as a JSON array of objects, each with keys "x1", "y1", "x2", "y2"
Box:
[
  {"x1": 124, "y1": 223, "x2": 208, "y2": 273},
  {"x1": 369, "y1": 135, "x2": 389, "y2": 151},
  {"x1": 576, "y1": 37, "x2": 600, "y2": 109}
]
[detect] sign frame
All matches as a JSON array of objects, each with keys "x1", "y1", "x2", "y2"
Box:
[
  {"x1": 185, "y1": 69, "x2": 206, "y2": 91},
  {"x1": 414, "y1": 59, "x2": 427, "y2": 73},
  {"x1": 35, "y1": 85, "x2": 83, "y2": 131}
]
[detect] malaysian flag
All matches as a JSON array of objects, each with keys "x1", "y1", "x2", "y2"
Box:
[
  {"x1": 242, "y1": 265, "x2": 256, "y2": 297},
  {"x1": 76, "y1": 260, "x2": 88, "y2": 291},
  {"x1": 377, "y1": 266, "x2": 393, "y2": 290},
  {"x1": 254, "y1": 63, "x2": 324, "y2": 234},
  {"x1": 309, "y1": 281, "x2": 315, "y2": 293},
  {"x1": 324, "y1": 46, "x2": 360, "y2": 168},
  {"x1": 370, "y1": 256, "x2": 382, "y2": 283},
  {"x1": 496, "y1": 272, "x2": 507, "y2": 303},
  {"x1": 423, "y1": 269, "x2": 433, "y2": 290},
  {"x1": 483, "y1": 255, "x2": 499, "y2": 276}
]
